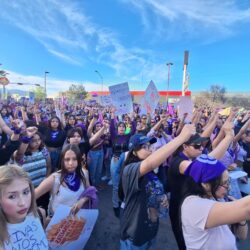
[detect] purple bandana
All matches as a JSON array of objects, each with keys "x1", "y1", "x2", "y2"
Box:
[
  {"x1": 184, "y1": 154, "x2": 226, "y2": 183},
  {"x1": 64, "y1": 172, "x2": 81, "y2": 191}
]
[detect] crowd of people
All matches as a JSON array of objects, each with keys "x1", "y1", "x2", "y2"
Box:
[{"x1": 0, "y1": 97, "x2": 250, "y2": 250}]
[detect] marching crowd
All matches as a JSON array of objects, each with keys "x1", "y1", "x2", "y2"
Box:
[{"x1": 0, "y1": 98, "x2": 250, "y2": 250}]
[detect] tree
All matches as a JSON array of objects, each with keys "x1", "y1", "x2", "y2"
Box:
[
  {"x1": 210, "y1": 84, "x2": 226, "y2": 103},
  {"x1": 66, "y1": 84, "x2": 88, "y2": 102},
  {"x1": 32, "y1": 86, "x2": 46, "y2": 100}
]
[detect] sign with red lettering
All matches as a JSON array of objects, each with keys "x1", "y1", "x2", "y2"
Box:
[{"x1": 46, "y1": 205, "x2": 98, "y2": 250}]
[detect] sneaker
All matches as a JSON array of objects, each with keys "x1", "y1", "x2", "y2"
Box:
[
  {"x1": 101, "y1": 176, "x2": 108, "y2": 181},
  {"x1": 108, "y1": 179, "x2": 113, "y2": 185}
]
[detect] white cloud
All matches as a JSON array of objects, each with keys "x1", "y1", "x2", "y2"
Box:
[
  {"x1": 0, "y1": 0, "x2": 154, "y2": 81},
  {"x1": 121, "y1": 0, "x2": 250, "y2": 41},
  {"x1": 4, "y1": 70, "x2": 108, "y2": 97},
  {"x1": 47, "y1": 49, "x2": 82, "y2": 66}
]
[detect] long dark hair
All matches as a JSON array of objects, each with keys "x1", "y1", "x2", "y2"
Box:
[
  {"x1": 67, "y1": 127, "x2": 83, "y2": 143},
  {"x1": 59, "y1": 144, "x2": 86, "y2": 187},
  {"x1": 118, "y1": 146, "x2": 142, "y2": 201},
  {"x1": 48, "y1": 116, "x2": 63, "y2": 130},
  {"x1": 25, "y1": 132, "x2": 45, "y2": 156}
]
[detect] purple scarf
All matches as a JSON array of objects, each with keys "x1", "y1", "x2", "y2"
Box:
[{"x1": 64, "y1": 172, "x2": 81, "y2": 191}]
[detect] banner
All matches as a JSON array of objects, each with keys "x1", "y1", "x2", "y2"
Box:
[
  {"x1": 46, "y1": 205, "x2": 98, "y2": 250},
  {"x1": 178, "y1": 96, "x2": 193, "y2": 123},
  {"x1": 109, "y1": 82, "x2": 133, "y2": 115},
  {"x1": 140, "y1": 80, "x2": 160, "y2": 115}
]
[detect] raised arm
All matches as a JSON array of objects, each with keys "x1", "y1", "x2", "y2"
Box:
[
  {"x1": 89, "y1": 121, "x2": 109, "y2": 146},
  {"x1": 201, "y1": 113, "x2": 218, "y2": 138},
  {"x1": 87, "y1": 117, "x2": 97, "y2": 138},
  {"x1": 209, "y1": 120, "x2": 234, "y2": 160},
  {"x1": 14, "y1": 127, "x2": 38, "y2": 162},
  {"x1": 140, "y1": 124, "x2": 196, "y2": 176}
]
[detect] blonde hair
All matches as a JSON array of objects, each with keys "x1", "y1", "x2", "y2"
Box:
[{"x1": 0, "y1": 164, "x2": 38, "y2": 248}]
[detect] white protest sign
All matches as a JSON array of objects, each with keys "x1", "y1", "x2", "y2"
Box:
[
  {"x1": 178, "y1": 96, "x2": 194, "y2": 123},
  {"x1": 100, "y1": 95, "x2": 112, "y2": 106},
  {"x1": 46, "y1": 205, "x2": 98, "y2": 250},
  {"x1": 109, "y1": 82, "x2": 133, "y2": 115},
  {"x1": 140, "y1": 80, "x2": 160, "y2": 115}
]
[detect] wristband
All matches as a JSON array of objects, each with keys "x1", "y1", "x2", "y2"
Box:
[
  {"x1": 21, "y1": 136, "x2": 32, "y2": 144},
  {"x1": 11, "y1": 127, "x2": 22, "y2": 135}
]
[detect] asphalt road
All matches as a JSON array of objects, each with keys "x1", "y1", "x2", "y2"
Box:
[{"x1": 85, "y1": 185, "x2": 250, "y2": 250}]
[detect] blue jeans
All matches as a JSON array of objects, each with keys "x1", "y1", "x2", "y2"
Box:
[
  {"x1": 88, "y1": 149, "x2": 104, "y2": 186},
  {"x1": 103, "y1": 147, "x2": 112, "y2": 178},
  {"x1": 50, "y1": 149, "x2": 61, "y2": 172},
  {"x1": 120, "y1": 238, "x2": 156, "y2": 250},
  {"x1": 110, "y1": 154, "x2": 125, "y2": 208}
]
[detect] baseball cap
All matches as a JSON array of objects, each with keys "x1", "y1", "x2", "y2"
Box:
[
  {"x1": 128, "y1": 133, "x2": 157, "y2": 151},
  {"x1": 184, "y1": 133, "x2": 209, "y2": 145},
  {"x1": 184, "y1": 154, "x2": 226, "y2": 183}
]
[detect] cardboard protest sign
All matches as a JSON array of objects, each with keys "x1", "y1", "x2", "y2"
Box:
[
  {"x1": 178, "y1": 96, "x2": 194, "y2": 123},
  {"x1": 100, "y1": 95, "x2": 112, "y2": 106},
  {"x1": 46, "y1": 205, "x2": 98, "y2": 250},
  {"x1": 140, "y1": 80, "x2": 160, "y2": 115},
  {"x1": 109, "y1": 82, "x2": 133, "y2": 115}
]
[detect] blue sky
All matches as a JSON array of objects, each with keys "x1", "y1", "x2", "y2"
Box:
[{"x1": 0, "y1": 0, "x2": 250, "y2": 96}]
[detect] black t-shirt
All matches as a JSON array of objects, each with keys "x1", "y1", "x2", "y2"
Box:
[
  {"x1": 44, "y1": 129, "x2": 66, "y2": 148},
  {"x1": 168, "y1": 155, "x2": 188, "y2": 208},
  {"x1": 120, "y1": 162, "x2": 159, "y2": 246},
  {"x1": 79, "y1": 140, "x2": 91, "y2": 156}
]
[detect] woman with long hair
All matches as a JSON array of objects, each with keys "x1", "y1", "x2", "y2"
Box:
[
  {"x1": 180, "y1": 154, "x2": 249, "y2": 249},
  {"x1": 119, "y1": 124, "x2": 195, "y2": 249},
  {"x1": 44, "y1": 116, "x2": 66, "y2": 172},
  {"x1": 14, "y1": 126, "x2": 52, "y2": 211},
  {"x1": 0, "y1": 165, "x2": 48, "y2": 250},
  {"x1": 35, "y1": 144, "x2": 90, "y2": 217}
]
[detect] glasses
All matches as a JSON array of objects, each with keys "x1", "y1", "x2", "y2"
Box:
[
  {"x1": 141, "y1": 117, "x2": 147, "y2": 120},
  {"x1": 219, "y1": 178, "x2": 231, "y2": 189},
  {"x1": 189, "y1": 144, "x2": 203, "y2": 150},
  {"x1": 141, "y1": 143, "x2": 151, "y2": 150}
]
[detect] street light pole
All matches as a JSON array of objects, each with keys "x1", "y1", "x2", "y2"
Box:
[
  {"x1": 94, "y1": 70, "x2": 103, "y2": 94},
  {"x1": 166, "y1": 62, "x2": 173, "y2": 108},
  {"x1": 44, "y1": 71, "x2": 49, "y2": 101}
]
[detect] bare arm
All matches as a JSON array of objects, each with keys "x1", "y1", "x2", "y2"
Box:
[
  {"x1": 89, "y1": 123, "x2": 108, "y2": 146},
  {"x1": 46, "y1": 153, "x2": 52, "y2": 176},
  {"x1": 201, "y1": 113, "x2": 218, "y2": 138},
  {"x1": 140, "y1": 124, "x2": 196, "y2": 176},
  {"x1": 205, "y1": 196, "x2": 250, "y2": 229},
  {"x1": 35, "y1": 174, "x2": 55, "y2": 199},
  {"x1": 209, "y1": 121, "x2": 234, "y2": 160},
  {"x1": 234, "y1": 119, "x2": 250, "y2": 144},
  {"x1": 87, "y1": 117, "x2": 96, "y2": 138}
]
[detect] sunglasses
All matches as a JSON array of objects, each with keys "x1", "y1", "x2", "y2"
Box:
[{"x1": 190, "y1": 144, "x2": 203, "y2": 150}]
